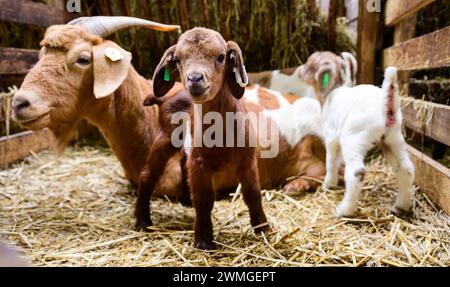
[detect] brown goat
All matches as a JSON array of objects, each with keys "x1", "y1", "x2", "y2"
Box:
[
  {"x1": 151, "y1": 28, "x2": 269, "y2": 250},
  {"x1": 11, "y1": 17, "x2": 185, "y2": 199},
  {"x1": 135, "y1": 51, "x2": 352, "y2": 236}
]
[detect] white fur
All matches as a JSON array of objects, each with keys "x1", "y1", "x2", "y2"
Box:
[
  {"x1": 318, "y1": 67, "x2": 415, "y2": 217},
  {"x1": 242, "y1": 86, "x2": 321, "y2": 147},
  {"x1": 270, "y1": 68, "x2": 315, "y2": 98}
]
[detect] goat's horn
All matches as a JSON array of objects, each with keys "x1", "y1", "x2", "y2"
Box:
[{"x1": 68, "y1": 16, "x2": 181, "y2": 38}]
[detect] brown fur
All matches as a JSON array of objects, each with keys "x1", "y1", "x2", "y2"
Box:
[
  {"x1": 282, "y1": 93, "x2": 301, "y2": 104},
  {"x1": 147, "y1": 28, "x2": 269, "y2": 250},
  {"x1": 279, "y1": 67, "x2": 297, "y2": 76},
  {"x1": 258, "y1": 88, "x2": 280, "y2": 110},
  {"x1": 13, "y1": 25, "x2": 182, "y2": 198}
]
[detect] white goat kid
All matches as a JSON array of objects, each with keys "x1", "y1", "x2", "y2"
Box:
[{"x1": 307, "y1": 67, "x2": 415, "y2": 217}]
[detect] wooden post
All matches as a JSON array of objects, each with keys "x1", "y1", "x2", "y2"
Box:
[
  {"x1": 393, "y1": 15, "x2": 417, "y2": 96},
  {"x1": 327, "y1": 0, "x2": 338, "y2": 51},
  {"x1": 357, "y1": 0, "x2": 381, "y2": 84}
]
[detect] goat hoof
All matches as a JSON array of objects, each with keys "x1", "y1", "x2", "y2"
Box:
[
  {"x1": 195, "y1": 241, "x2": 216, "y2": 250},
  {"x1": 284, "y1": 179, "x2": 310, "y2": 194},
  {"x1": 391, "y1": 206, "x2": 412, "y2": 218},
  {"x1": 336, "y1": 204, "x2": 357, "y2": 218},
  {"x1": 255, "y1": 224, "x2": 271, "y2": 234},
  {"x1": 179, "y1": 196, "x2": 192, "y2": 207},
  {"x1": 135, "y1": 218, "x2": 153, "y2": 231}
]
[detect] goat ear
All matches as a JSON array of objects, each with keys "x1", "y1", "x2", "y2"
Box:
[
  {"x1": 340, "y1": 52, "x2": 358, "y2": 86},
  {"x1": 153, "y1": 45, "x2": 177, "y2": 98},
  {"x1": 226, "y1": 41, "x2": 248, "y2": 99},
  {"x1": 315, "y1": 63, "x2": 338, "y2": 101},
  {"x1": 92, "y1": 41, "x2": 132, "y2": 99}
]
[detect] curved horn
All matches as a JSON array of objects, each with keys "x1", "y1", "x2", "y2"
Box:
[{"x1": 68, "y1": 16, "x2": 181, "y2": 38}]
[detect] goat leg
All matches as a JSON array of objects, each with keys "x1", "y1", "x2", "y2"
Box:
[
  {"x1": 190, "y1": 158, "x2": 216, "y2": 250},
  {"x1": 135, "y1": 133, "x2": 178, "y2": 230},
  {"x1": 238, "y1": 155, "x2": 270, "y2": 234},
  {"x1": 178, "y1": 151, "x2": 192, "y2": 207}
]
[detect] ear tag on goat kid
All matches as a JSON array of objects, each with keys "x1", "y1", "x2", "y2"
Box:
[
  {"x1": 322, "y1": 72, "x2": 330, "y2": 90},
  {"x1": 105, "y1": 48, "x2": 124, "y2": 62},
  {"x1": 164, "y1": 68, "x2": 171, "y2": 82}
]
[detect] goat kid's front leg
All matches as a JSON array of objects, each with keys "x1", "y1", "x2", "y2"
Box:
[
  {"x1": 135, "y1": 134, "x2": 178, "y2": 230},
  {"x1": 190, "y1": 157, "x2": 216, "y2": 250},
  {"x1": 238, "y1": 155, "x2": 270, "y2": 234}
]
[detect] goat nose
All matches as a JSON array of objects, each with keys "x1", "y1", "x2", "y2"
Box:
[
  {"x1": 187, "y1": 73, "x2": 204, "y2": 84},
  {"x1": 13, "y1": 96, "x2": 31, "y2": 112}
]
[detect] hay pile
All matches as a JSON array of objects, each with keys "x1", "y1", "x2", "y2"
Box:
[{"x1": 0, "y1": 146, "x2": 448, "y2": 267}]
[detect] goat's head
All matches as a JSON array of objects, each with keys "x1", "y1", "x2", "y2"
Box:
[
  {"x1": 12, "y1": 17, "x2": 180, "y2": 143},
  {"x1": 298, "y1": 51, "x2": 354, "y2": 106},
  {"x1": 153, "y1": 27, "x2": 248, "y2": 103}
]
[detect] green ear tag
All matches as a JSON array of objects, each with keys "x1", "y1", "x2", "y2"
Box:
[
  {"x1": 323, "y1": 72, "x2": 330, "y2": 89},
  {"x1": 164, "y1": 68, "x2": 171, "y2": 82}
]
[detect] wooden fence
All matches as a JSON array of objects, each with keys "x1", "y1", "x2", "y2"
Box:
[
  {"x1": 0, "y1": 0, "x2": 74, "y2": 166},
  {"x1": 358, "y1": 0, "x2": 450, "y2": 214}
]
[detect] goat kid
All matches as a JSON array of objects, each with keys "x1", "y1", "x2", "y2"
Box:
[
  {"x1": 248, "y1": 52, "x2": 357, "y2": 97},
  {"x1": 301, "y1": 62, "x2": 415, "y2": 218},
  {"x1": 135, "y1": 52, "x2": 356, "y2": 232},
  {"x1": 151, "y1": 28, "x2": 269, "y2": 250}
]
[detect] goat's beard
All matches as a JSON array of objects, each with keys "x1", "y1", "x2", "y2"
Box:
[{"x1": 51, "y1": 124, "x2": 79, "y2": 154}]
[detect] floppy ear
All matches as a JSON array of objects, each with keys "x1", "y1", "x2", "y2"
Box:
[
  {"x1": 153, "y1": 45, "x2": 177, "y2": 98},
  {"x1": 315, "y1": 61, "x2": 340, "y2": 103},
  {"x1": 340, "y1": 52, "x2": 358, "y2": 86},
  {"x1": 226, "y1": 41, "x2": 248, "y2": 99},
  {"x1": 93, "y1": 41, "x2": 132, "y2": 99}
]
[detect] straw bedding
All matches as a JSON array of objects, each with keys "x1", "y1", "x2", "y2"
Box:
[{"x1": 0, "y1": 146, "x2": 449, "y2": 267}]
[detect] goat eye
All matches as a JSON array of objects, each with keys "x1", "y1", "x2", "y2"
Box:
[
  {"x1": 217, "y1": 54, "x2": 225, "y2": 64},
  {"x1": 77, "y1": 55, "x2": 91, "y2": 65}
]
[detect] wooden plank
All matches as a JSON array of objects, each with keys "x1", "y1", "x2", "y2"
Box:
[
  {"x1": 0, "y1": 48, "x2": 39, "y2": 75},
  {"x1": 401, "y1": 99, "x2": 450, "y2": 147},
  {"x1": 393, "y1": 15, "x2": 417, "y2": 96},
  {"x1": 0, "y1": 75, "x2": 26, "y2": 90},
  {"x1": 0, "y1": 0, "x2": 74, "y2": 27},
  {"x1": 0, "y1": 130, "x2": 54, "y2": 166},
  {"x1": 383, "y1": 26, "x2": 450, "y2": 71},
  {"x1": 407, "y1": 145, "x2": 450, "y2": 215},
  {"x1": 357, "y1": 0, "x2": 381, "y2": 84},
  {"x1": 385, "y1": 0, "x2": 434, "y2": 26}
]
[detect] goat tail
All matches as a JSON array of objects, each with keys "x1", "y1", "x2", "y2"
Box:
[{"x1": 382, "y1": 66, "x2": 400, "y2": 128}]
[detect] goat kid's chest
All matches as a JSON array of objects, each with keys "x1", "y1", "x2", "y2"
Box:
[{"x1": 192, "y1": 146, "x2": 251, "y2": 173}]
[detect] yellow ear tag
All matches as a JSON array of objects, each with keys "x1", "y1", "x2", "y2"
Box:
[{"x1": 105, "y1": 48, "x2": 124, "y2": 62}]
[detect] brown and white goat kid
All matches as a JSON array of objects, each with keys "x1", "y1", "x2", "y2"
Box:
[
  {"x1": 152, "y1": 28, "x2": 269, "y2": 250},
  {"x1": 135, "y1": 53, "x2": 354, "y2": 232},
  {"x1": 11, "y1": 17, "x2": 186, "y2": 199},
  {"x1": 248, "y1": 52, "x2": 357, "y2": 97},
  {"x1": 301, "y1": 61, "x2": 415, "y2": 217}
]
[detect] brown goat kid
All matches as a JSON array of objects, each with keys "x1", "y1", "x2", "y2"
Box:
[
  {"x1": 11, "y1": 17, "x2": 185, "y2": 199},
  {"x1": 152, "y1": 28, "x2": 269, "y2": 250}
]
